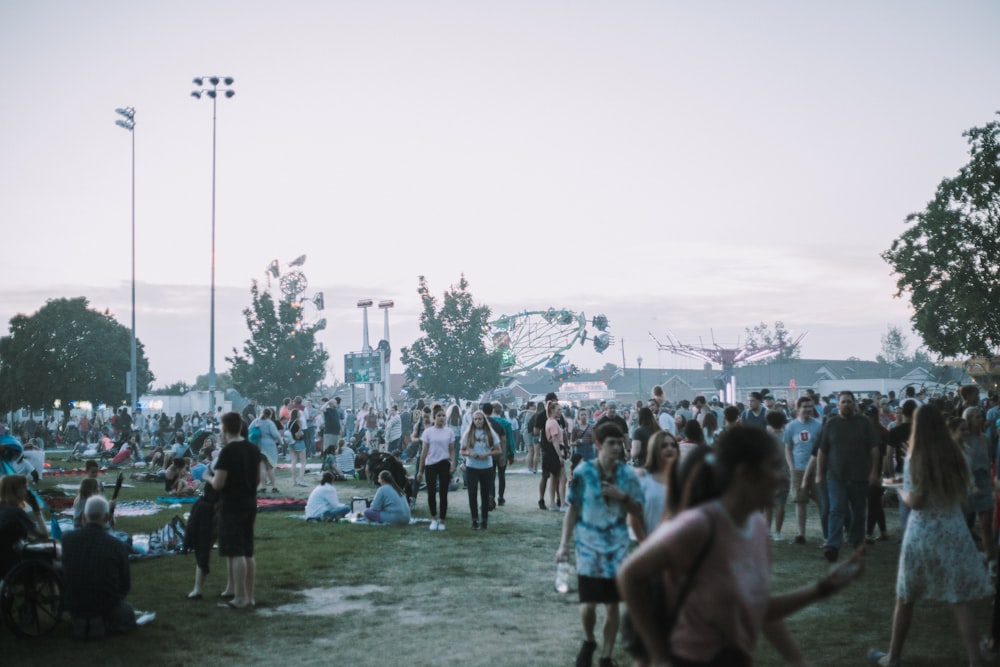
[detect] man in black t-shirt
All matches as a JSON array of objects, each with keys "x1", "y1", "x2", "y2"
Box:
[
  {"x1": 595, "y1": 401, "x2": 629, "y2": 460},
  {"x1": 203, "y1": 412, "x2": 260, "y2": 610}
]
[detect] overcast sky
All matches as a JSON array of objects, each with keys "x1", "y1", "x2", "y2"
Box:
[{"x1": 2, "y1": 1, "x2": 998, "y2": 389}]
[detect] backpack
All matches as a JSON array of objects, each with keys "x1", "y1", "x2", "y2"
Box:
[{"x1": 247, "y1": 421, "x2": 262, "y2": 445}]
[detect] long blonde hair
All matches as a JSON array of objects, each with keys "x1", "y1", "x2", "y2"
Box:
[
  {"x1": 462, "y1": 410, "x2": 496, "y2": 450},
  {"x1": 909, "y1": 404, "x2": 970, "y2": 507}
]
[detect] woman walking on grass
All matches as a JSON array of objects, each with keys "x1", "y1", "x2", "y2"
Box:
[
  {"x1": 459, "y1": 411, "x2": 500, "y2": 530},
  {"x1": 627, "y1": 431, "x2": 678, "y2": 544},
  {"x1": 618, "y1": 429, "x2": 865, "y2": 667},
  {"x1": 867, "y1": 404, "x2": 992, "y2": 667},
  {"x1": 288, "y1": 408, "x2": 308, "y2": 487},
  {"x1": 252, "y1": 408, "x2": 282, "y2": 494},
  {"x1": 416, "y1": 409, "x2": 455, "y2": 532}
]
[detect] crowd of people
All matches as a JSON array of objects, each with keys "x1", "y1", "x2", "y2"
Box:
[{"x1": 1, "y1": 381, "x2": 998, "y2": 663}]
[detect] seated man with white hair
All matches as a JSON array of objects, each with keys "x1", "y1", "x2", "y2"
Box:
[{"x1": 61, "y1": 495, "x2": 136, "y2": 639}]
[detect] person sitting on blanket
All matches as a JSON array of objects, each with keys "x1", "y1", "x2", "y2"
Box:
[
  {"x1": 73, "y1": 477, "x2": 116, "y2": 529},
  {"x1": 305, "y1": 472, "x2": 350, "y2": 522},
  {"x1": 320, "y1": 446, "x2": 346, "y2": 480},
  {"x1": 109, "y1": 437, "x2": 135, "y2": 467},
  {"x1": 363, "y1": 470, "x2": 412, "y2": 525},
  {"x1": 166, "y1": 458, "x2": 200, "y2": 496}
]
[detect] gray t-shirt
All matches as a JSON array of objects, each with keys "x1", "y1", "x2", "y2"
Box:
[{"x1": 818, "y1": 414, "x2": 878, "y2": 483}]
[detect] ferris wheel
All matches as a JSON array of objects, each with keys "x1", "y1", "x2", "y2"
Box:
[{"x1": 488, "y1": 308, "x2": 613, "y2": 376}]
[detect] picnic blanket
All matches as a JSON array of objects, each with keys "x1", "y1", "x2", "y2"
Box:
[
  {"x1": 257, "y1": 497, "x2": 306, "y2": 512},
  {"x1": 155, "y1": 496, "x2": 198, "y2": 504}
]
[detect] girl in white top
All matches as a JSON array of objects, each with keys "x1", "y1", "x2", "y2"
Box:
[
  {"x1": 305, "y1": 472, "x2": 350, "y2": 521},
  {"x1": 416, "y1": 410, "x2": 456, "y2": 531}
]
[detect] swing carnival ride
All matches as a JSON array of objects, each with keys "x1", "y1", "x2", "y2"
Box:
[
  {"x1": 488, "y1": 309, "x2": 613, "y2": 380},
  {"x1": 649, "y1": 330, "x2": 805, "y2": 402}
]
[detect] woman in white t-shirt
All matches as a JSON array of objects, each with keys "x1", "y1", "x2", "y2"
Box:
[
  {"x1": 305, "y1": 472, "x2": 350, "y2": 522},
  {"x1": 416, "y1": 410, "x2": 456, "y2": 531}
]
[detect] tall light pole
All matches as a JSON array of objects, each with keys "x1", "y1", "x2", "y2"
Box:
[
  {"x1": 379, "y1": 300, "x2": 394, "y2": 409},
  {"x1": 115, "y1": 107, "x2": 137, "y2": 416},
  {"x1": 191, "y1": 76, "x2": 235, "y2": 420},
  {"x1": 636, "y1": 355, "x2": 643, "y2": 400}
]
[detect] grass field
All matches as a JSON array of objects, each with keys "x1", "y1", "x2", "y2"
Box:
[{"x1": 1, "y1": 459, "x2": 991, "y2": 666}]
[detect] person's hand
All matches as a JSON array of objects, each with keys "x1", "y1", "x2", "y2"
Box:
[
  {"x1": 823, "y1": 545, "x2": 865, "y2": 594},
  {"x1": 555, "y1": 544, "x2": 567, "y2": 563},
  {"x1": 869, "y1": 472, "x2": 879, "y2": 487}
]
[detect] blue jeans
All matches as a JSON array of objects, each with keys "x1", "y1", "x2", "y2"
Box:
[
  {"x1": 815, "y1": 478, "x2": 829, "y2": 541},
  {"x1": 826, "y1": 477, "x2": 868, "y2": 549}
]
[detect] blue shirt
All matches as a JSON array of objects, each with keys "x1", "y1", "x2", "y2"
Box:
[
  {"x1": 567, "y1": 459, "x2": 643, "y2": 578},
  {"x1": 783, "y1": 417, "x2": 823, "y2": 470}
]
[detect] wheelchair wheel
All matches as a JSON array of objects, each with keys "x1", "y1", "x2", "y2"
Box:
[{"x1": 0, "y1": 560, "x2": 63, "y2": 637}]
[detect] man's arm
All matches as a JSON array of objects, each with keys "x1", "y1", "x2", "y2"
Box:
[{"x1": 815, "y1": 449, "x2": 826, "y2": 486}]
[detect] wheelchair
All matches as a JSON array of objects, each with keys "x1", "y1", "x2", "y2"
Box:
[{"x1": 0, "y1": 540, "x2": 63, "y2": 637}]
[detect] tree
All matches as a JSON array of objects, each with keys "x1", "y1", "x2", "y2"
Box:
[
  {"x1": 400, "y1": 275, "x2": 502, "y2": 400},
  {"x1": 154, "y1": 381, "x2": 192, "y2": 396},
  {"x1": 227, "y1": 281, "x2": 329, "y2": 406},
  {"x1": 883, "y1": 114, "x2": 1000, "y2": 358},
  {"x1": 0, "y1": 297, "x2": 154, "y2": 415},
  {"x1": 876, "y1": 324, "x2": 933, "y2": 366},
  {"x1": 743, "y1": 321, "x2": 802, "y2": 363},
  {"x1": 876, "y1": 325, "x2": 910, "y2": 365},
  {"x1": 192, "y1": 372, "x2": 233, "y2": 392}
]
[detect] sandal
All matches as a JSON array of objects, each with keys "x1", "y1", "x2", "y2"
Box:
[{"x1": 866, "y1": 649, "x2": 900, "y2": 667}]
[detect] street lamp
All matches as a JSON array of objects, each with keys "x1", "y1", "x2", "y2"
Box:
[
  {"x1": 379, "y1": 300, "x2": 394, "y2": 409},
  {"x1": 636, "y1": 355, "x2": 643, "y2": 399},
  {"x1": 115, "y1": 107, "x2": 137, "y2": 416},
  {"x1": 191, "y1": 76, "x2": 235, "y2": 419}
]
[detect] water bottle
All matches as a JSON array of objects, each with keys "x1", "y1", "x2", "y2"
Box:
[{"x1": 555, "y1": 560, "x2": 571, "y2": 594}]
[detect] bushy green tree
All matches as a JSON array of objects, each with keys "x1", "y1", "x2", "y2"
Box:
[
  {"x1": 0, "y1": 297, "x2": 154, "y2": 415},
  {"x1": 227, "y1": 281, "x2": 329, "y2": 406},
  {"x1": 743, "y1": 320, "x2": 802, "y2": 363},
  {"x1": 400, "y1": 275, "x2": 502, "y2": 400},
  {"x1": 883, "y1": 114, "x2": 1000, "y2": 358}
]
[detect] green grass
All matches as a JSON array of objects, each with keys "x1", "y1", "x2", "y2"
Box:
[{"x1": 1, "y1": 461, "x2": 991, "y2": 666}]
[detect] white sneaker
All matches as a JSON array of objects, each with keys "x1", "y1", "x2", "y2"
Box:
[
  {"x1": 437, "y1": 522, "x2": 446, "y2": 531},
  {"x1": 429, "y1": 520, "x2": 439, "y2": 531},
  {"x1": 772, "y1": 531, "x2": 782, "y2": 542}
]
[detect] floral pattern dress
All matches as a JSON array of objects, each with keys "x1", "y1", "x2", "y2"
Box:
[{"x1": 896, "y1": 457, "x2": 992, "y2": 602}]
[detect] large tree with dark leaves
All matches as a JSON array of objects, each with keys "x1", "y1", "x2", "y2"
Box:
[
  {"x1": 227, "y1": 281, "x2": 328, "y2": 406},
  {"x1": 883, "y1": 115, "x2": 1000, "y2": 358},
  {"x1": 0, "y1": 297, "x2": 154, "y2": 415},
  {"x1": 400, "y1": 275, "x2": 502, "y2": 400}
]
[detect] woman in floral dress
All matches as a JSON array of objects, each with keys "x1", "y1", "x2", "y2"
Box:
[{"x1": 867, "y1": 403, "x2": 992, "y2": 667}]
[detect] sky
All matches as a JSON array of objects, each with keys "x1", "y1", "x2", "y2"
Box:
[{"x1": 2, "y1": 1, "x2": 998, "y2": 390}]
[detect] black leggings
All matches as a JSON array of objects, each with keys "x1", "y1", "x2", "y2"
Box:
[{"x1": 425, "y1": 459, "x2": 451, "y2": 520}]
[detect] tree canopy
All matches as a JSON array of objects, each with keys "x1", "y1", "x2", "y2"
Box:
[
  {"x1": 743, "y1": 321, "x2": 802, "y2": 363},
  {"x1": 400, "y1": 275, "x2": 502, "y2": 400},
  {"x1": 227, "y1": 281, "x2": 328, "y2": 406},
  {"x1": 883, "y1": 114, "x2": 1000, "y2": 358},
  {"x1": 0, "y1": 297, "x2": 154, "y2": 414}
]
